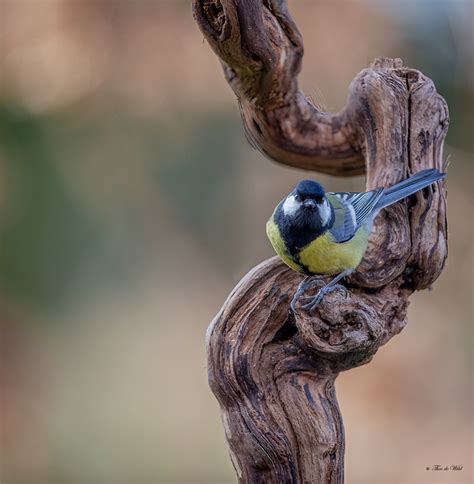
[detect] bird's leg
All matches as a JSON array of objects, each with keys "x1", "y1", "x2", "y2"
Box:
[
  {"x1": 292, "y1": 269, "x2": 354, "y2": 312},
  {"x1": 290, "y1": 276, "x2": 311, "y2": 312}
]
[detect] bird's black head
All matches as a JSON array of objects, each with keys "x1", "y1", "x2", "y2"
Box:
[
  {"x1": 274, "y1": 179, "x2": 334, "y2": 256},
  {"x1": 294, "y1": 180, "x2": 325, "y2": 208},
  {"x1": 295, "y1": 179, "x2": 325, "y2": 199}
]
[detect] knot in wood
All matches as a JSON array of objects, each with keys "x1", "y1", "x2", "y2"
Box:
[
  {"x1": 293, "y1": 285, "x2": 384, "y2": 370},
  {"x1": 202, "y1": 0, "x2": 226, "y2": 35}
]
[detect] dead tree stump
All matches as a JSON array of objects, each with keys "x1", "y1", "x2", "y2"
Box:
[{"x1": 193, "y1": 1, "x2": 449, "y2": 482}]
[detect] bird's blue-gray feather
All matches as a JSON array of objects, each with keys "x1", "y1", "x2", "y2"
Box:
[{"x1": 327, "y1": 189, "x2": 383, "y2": 242}]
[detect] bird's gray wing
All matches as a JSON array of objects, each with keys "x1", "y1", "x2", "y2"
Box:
[{"x1": 327, "y1": 189, "x2": 384, "y2": 242}]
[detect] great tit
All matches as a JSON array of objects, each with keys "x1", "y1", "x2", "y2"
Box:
[{"x1": 266, "y1": 168, "x2": 446, "y2": 311}]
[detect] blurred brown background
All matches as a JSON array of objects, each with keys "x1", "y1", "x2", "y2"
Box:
[{"x1": 0, "y1": 1, "x2": 472, "y2": 483}]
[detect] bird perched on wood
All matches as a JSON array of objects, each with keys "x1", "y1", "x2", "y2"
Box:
[{"x1": 266, "y1": 168, "x2": 446, "y2": 311}]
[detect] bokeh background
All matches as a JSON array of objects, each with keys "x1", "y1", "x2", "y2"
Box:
[{"x1": 0, "y1": 0, "x2": 472, "y2": 483}]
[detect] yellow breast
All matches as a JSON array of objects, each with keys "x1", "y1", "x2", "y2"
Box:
[
  {"x1": 266, "y1": 217, "x2": 369, "y2": 276},
  {"x1": 299, "y1": 228, "x2": 369, "y2": 275}
]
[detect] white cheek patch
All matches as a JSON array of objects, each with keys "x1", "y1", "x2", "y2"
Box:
[
  {"x1": 319, "y1": 199, "x2": 332, "y2": 226},
  {"x1": 282, "y1": 195, "x2": 300, "y2": 216}
]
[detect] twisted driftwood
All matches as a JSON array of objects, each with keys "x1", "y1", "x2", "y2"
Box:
[{"x1": 194, "y1": 1, "x2": 449, "y2": 482}]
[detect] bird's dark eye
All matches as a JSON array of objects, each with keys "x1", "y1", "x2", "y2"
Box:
[
  {"x1": 315, "y1": 196, "x2": 323, "y2": 203},
  {"x1": 294, "y1": 194, "x2": 301, "y2": 201}
]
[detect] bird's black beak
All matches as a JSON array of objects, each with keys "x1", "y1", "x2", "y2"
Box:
[{"x1": 303, "y1": 199, "x2": 317, "y2": 209}]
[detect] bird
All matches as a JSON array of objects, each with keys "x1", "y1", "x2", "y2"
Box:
[{"x1": 266, "y1": 168, "x2": 446, "y2": 311}]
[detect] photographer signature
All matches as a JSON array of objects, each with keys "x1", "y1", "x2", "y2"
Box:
[{"x1": 427, "y1": 465, "x2": 463, "y2": 471}]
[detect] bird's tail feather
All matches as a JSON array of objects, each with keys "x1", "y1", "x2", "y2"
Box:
[{"x1": 375, "y1": 168, "x2": 446, "y2": 210}]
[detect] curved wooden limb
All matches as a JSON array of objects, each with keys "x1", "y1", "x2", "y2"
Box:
[
  {"x1": 193, "y1": 0, "x2": 364, "y2": 175},
  {"x1": 207, "y1": 260, "x2": 345, "y2": 483},
  {"x1": 195, "y1": 2, "x2": 449, "y2": 483}
]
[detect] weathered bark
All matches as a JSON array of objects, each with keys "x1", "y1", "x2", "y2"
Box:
[{"x1": 194, "y1": 1, "x2": 449, "y2": 482}]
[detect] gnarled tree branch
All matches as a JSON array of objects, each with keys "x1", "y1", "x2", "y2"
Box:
[
  {"x1": 195, "y1": 1, "x2": 449, "y2": 482},
  {"x1": 193, "y1": 0, "x2": 364, "y2": 175}
]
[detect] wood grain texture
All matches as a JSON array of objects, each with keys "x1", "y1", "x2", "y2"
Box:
[{"x1": 194, "y1": 2, "x2": 449, "y2": 482}]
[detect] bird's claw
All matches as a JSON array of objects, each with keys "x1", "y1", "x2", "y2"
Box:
[{"x1": 297, "y1": 283, "x2": 348, "y2": 312}]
